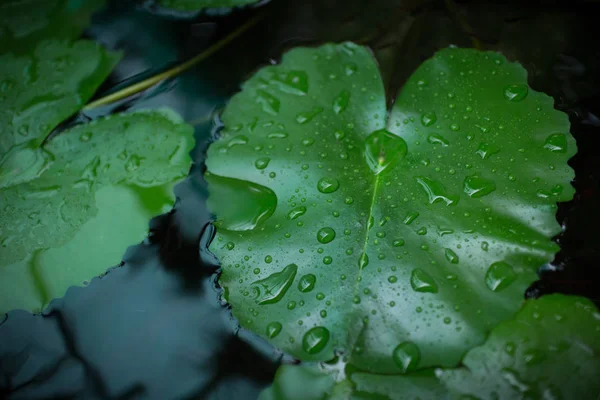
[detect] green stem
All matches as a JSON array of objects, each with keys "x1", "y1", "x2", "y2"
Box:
[{"x1": 84, "y1": 12, "x2": 266, "y2": 110}]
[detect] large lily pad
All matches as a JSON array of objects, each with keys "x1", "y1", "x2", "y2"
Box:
[
  {"x1": 259, "y1": 294, "x2": 600, "y2": 399},
  {"x1": 0, "y1": 109, "x2": 194, "y2": 313},
  {"x1": 206, "y1": 43, "x2": 575, "y2": 372}
]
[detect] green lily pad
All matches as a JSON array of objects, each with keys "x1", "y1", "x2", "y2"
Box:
[
  {"x1": 206, "y1": 42, "x2": 575, "y2": 372},
  {"x1": 438, "y1": 294, "x2": 600, "y2": 399},
  {"x1": 259, "y1": 294, "x2": 600, "y2": 399},
  {"x1": 0, "y1": 109, "x2": 194, "y2": 313},
  {"x1": 0, "y1": 0, "x2": 106, "y2": 54},
  {"x1": 157, "y1": 0, "x2": 260, "y2": 12},
  {"x1": 0, "y1": 39, "x2": 120, "y2": 161}
]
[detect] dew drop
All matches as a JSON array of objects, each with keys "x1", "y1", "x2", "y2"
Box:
[
  {"x1": 251, "y1": 264, "x2": 298, "y2": 305},
  {"x1": 503, "y1": 84, "x2": 528, "y2": 102},
  {"x1": 410, "y1": 269, "x2": 438, "y2": 293},
  {"x1": 421, "y1": 112, "x2": 437, "y2": 127},
  {"x1": 485, "y1": 262, "x2": 517, "y2": 292},
  {"x1": 266, "y1": 322, "x2": 282, "y2": 338},
  {"x1": 256, "y1": 90, "x2": 280, "y2": 115},
  {"x1": 543, "y1": 133, "x2": 567, "y2": 153},
  {"x1": 298, "y1": 274, "x2": 316, "y2": 293},
  {"x1": 392, "y1": 342, "x2": 421, "y2": 373},
  {"x1": 317, "y1": 227, "x2": 336, "y2": 244},
  {"x1": 416, "y1": 176, "x2": 459, "y2": 206},
  {"x1": 427, "y1": 134, "x2": 449, "y2": 147},
  {"x1": 444, "y1": 248, "x2": 459, "y2": 264},
  {"x1": 476, "y1": 142, "x2": 500, "y2": 160},
  {"x1": 364, "y1": 129, "x2": 408, "y2": 176},
  {"x1": 302, "y1": 326, "x2": 330, "y2": 354},
  {"x1": 333, "y1": 89, "x2": 351, "y2": 114},
  {"x1": 317, "y1": 177, "x2": 340, "y2": 193},
  {"x1": 255, "y1": 157, "x2": 271, "y2": 170},
  {"x1": 287, "y1": 206, "x2": 307, "y2": 220},
  {"x1": 463, "y1": 174, "x2": 496, "y2": 198},
  {"x1": 358, "y1": 253, "x2": 369, "y2": 269}
]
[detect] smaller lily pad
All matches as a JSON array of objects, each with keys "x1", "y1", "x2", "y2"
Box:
[
  {"x1": 0, "y1": 110, "x2": 194, "y2": 314},
  {"x1": 0, "y1": 0, "x2": 107, "y2": 54},
  {"x1": 438, "y1": 294, "x2": 600, "y2": 399}
]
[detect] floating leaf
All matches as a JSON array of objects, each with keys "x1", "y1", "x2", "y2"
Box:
[
  {"x1": 259, "y1": 295, "x2": 600, "y2": 399},
  {"x1": 206, "y1": 43, "x2": 575, "y2": 371},
  {"x1": 0, "y1": 39, "x2": 120, "y2": 174},
  {"x1": 156, "y1": 0, "x2": 260, "y2": 12},
  {"x1": 438, "y1": 294, "x2": 600, "y2": 399},
  {"x1": 0, "y1": 0, "x2": 107, "y2": 54},
  {"x1": 0, "y1": 110, "x2": 194, "y2": 313}
]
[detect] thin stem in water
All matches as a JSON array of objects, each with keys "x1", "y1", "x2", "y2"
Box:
[{"x1": 84, "y1": 12, "x2": 266, "y2": 110}]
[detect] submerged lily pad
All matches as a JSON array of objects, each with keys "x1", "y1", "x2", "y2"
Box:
[
  {"x1": 206, "y1": 42, "x2": 575, "y2": 372},
  {"x1": 0, "y1": 110, "x2": 194, "y2": 313},
  {"x1": 259, "y1": 295, "x2": 600, "y2": 399}
]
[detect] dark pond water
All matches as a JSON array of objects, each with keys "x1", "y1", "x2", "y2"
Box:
[{"x1": 2, "y1": 0, "x2": 600, "y2": 398}]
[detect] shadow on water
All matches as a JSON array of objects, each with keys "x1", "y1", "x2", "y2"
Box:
[{"x1": 2, "y1": 0, "x2": 600, "y2": 398}]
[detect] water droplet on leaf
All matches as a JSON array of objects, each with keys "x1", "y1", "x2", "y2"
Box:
[
  {"x1": 317, "y1": 227, "x2": 336, "y2": 244},
  {"x1": 251, "y1": 264, "x2": 298, "y2": 305},
  {"x1": 392, "y1": 342, "x2": 421, "y2": 373},
  {"x1": 364, "y1": 129, "x2": 407, "y2": 175},
  {"x1": 485, "y1": 261, "x2": 517, "y2": 292},
  {"x1": 302, "y1": 326, "x2": 330, "y2": 354},
  {"x1": 410, "y1": 269, "x2": 438, "y2": 293}
]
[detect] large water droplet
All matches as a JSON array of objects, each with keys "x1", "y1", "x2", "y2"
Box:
[
  {"x1": 317, "y1": 177, "x2": 339, "y2": 193},
  {"x1": 302, "y1": 326, "x2": 330, "y2": 354},
  {"x1": 485, "y1": 261, "x2": 517, "y2": 292},
  {"x1": 256, "y1": 90, "x2": 280, "y2": 115},
  {"x1": 206, "y1": 174, "x2": 277, "y2": 231},
  {"x1": 358, "y1": 253, "x2": 369, "y2": 269},
  {"x1": 476, "y1": 142, "x2": 500, "y2": 159},
  {"x1": 463, "y1": 174, "x2": 496, "y2": 198},
  {"x1": 410, "y1": 269, "x2": 438, "y2": 293},
  {"x1": 298, "y1": 274, "x2": 316, "y2": 293},
  {"x1": 251, "y1": 264, "x2": 298, "y2": 305},
  {"x1": 287, "y1": 206, "x2": 307, "y2": 220},
  {"x1": 266, "y1": 322, "x2": 282, "y2": 338},
  {"x1": 317, "y1": 227, "x2": 336, "y2": 244},
  {"x1": 503, "y1": 84, "x2": 529, "y2": 102},
  {"x1": 333, "y1": 90, "x2": 351, "y2": 114},
  {"x1": 392, "y1": 342, "x2": 421, "y2": 373},
  {"x1": 296, "y1": 107, "x2": 323, "y2": 124},
  {"x1": 227, "y1": 135, "x2": 249, "y2": 148},
  {"x1": 543, "y1": 133, "x2": 567, "y2": 153},
  {"x1": 427, "y1": 134, "x2": 449, "y2": 147},
  {"x1": 270, "y1": 70, "x2": 309, "y2": 95},
  {"x1": 255, "y1": 157, "x2": 271, "y2": 170},
  {"x1": 421, "y1": 112, "x2": 437, "y2": 127},
  {"x1": 364, "y1": 129, "x2": 408, "y2": 175},
  {"x1": 416, "y1": 176, "x2": 459, "y2": 206},
  {"x1": 444, "y1": 248, "x2": 459, "y2": 264}
]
